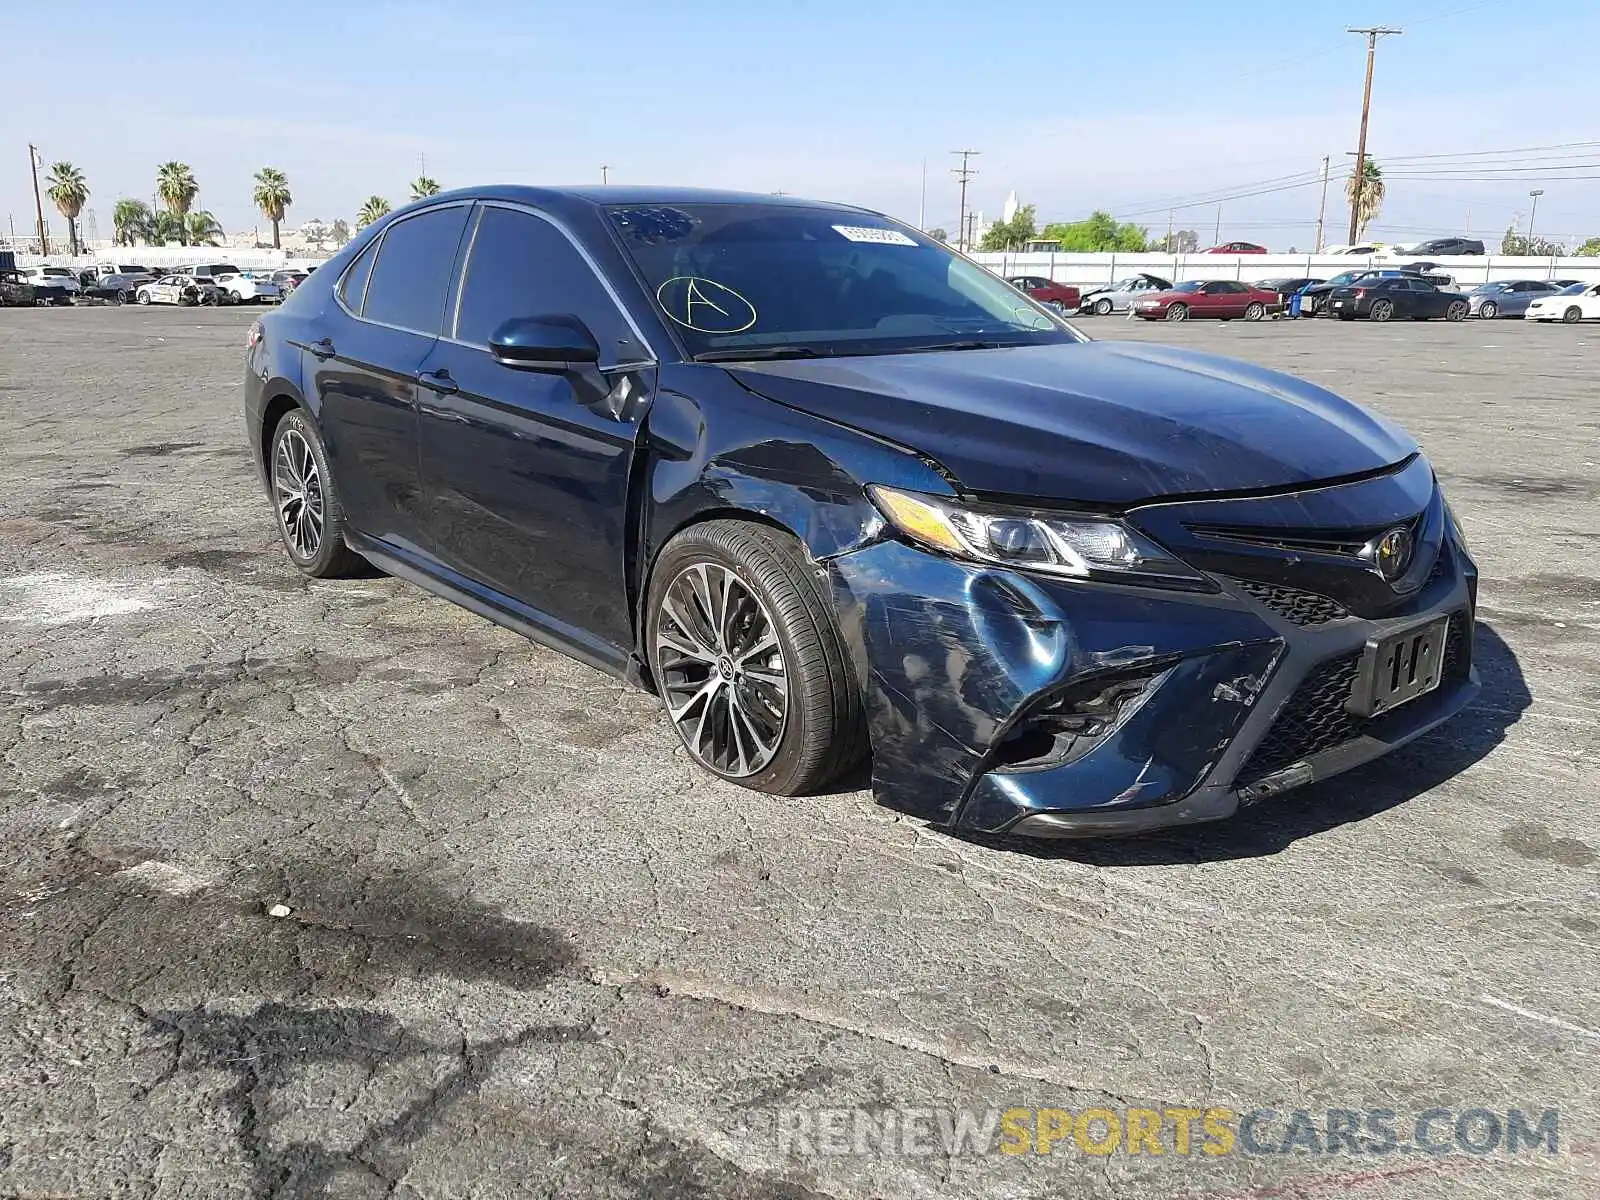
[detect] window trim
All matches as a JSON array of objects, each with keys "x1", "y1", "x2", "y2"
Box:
[
  {"x1": 442, "y1": 200, "x2": 658, "y2": 369},
  {"x1": 333, "y1": 200, "x2": 474, "y2": 334}
]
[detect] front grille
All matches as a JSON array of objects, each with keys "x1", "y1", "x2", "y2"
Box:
[
  {"x1": 1235, "y1": 611, "x2": 1471, "y2": 785},
  {"x1": 1232, "y1": 579, "x2": 1351, "y2": 626}
]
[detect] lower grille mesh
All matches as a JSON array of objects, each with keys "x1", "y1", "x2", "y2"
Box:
[
  {"x1": 1232, "y1": 579, "x2": 1351, "y2": 626},
  {"x1": 1236, "y1": 611, "x2": 1470, "y2": 785}
]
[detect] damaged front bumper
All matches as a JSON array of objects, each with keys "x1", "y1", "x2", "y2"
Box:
[{"x1": 828, "y1": 536, "x2": 1479, "y2": 838}]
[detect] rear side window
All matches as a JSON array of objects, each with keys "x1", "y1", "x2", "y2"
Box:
[
  {"x1": 338, "y1": 239, "x2": 380, "y2": 313},
  {"x1": 362, "y1": 205, "x2": 471, "y2": 335},
  {"x1": 452, "y1": 205, "x2": 644, "y2": 362}
]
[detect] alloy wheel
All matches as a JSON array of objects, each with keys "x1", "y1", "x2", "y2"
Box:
[
  {"x1": 1479, "y1": 301, "x2": 1497, "y2": 319},
  {"x1": 1446, "y1": 300, "x2": 1468, "y2": 322},
  {"x1": 1371, "y1": 299, "x2": 1393, "y2": 323},
  {"x1": 1094, "y1": 298, "x2": 1112, "y2": 315},
  {"x1": 1165, "y1": 303, "x2": 1188, "y2": 321},
  {"x1": 1244, "y1": 302, "x2": 1265, "y2": 321},
  {"x1": 654, "y1": 562, "x2": 788, "y2": 778},
  {"x1": 272, "y1": 428, "x2": 325, "y2": 560},
  {"x1": 1565, "y1": 306, "x2": 1582, "y2": 324}
]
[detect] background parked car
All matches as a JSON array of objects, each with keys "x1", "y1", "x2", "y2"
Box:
[
  {"x1": 136, "y1": 274, "x2": 223, "y2": 306},
  {"x1": 1006, "y1": 275, "x2": 1080, "y2": 313},
  {"x1": 1203, "y1": 241, "x2": 1268, "y2": 254},
  {"x1": 270, "y1": 269, "x2": 310, "y2": 294},
  {"x1": 1525, "y1": 282, "x2": 1600, "y2": 323},
  {"x1": 80, "y1": 273, "x2": 150, "y2": 304},
  {"x1": 1257, "y1": 277, "x2": 1324, "y2": 310},
  {"x1": 1329, "y1": 276, "x2": 1468, "y2": 322},
  {"x1": 1301, "y1": 269, "x2": 1427, "y2": 315},
  {"x1": 1076, "y1": 273, "x2": 1172, "y2": 315},
  {"x1": 1395, "y1": 237, "x2": 1487, "y2": 256},
  {"x1": 1468, "y1": 280, "x2": 1563, "y2": 319},
  {"x1": 0, "y1": 270, "x2": 36, "y2": 306},
  {"x1": 1134, "y1": 279, "x2": 1279, "y2": 321},
  {"x1": 19, "y1": 266, "x2": 79, "y2": 303},
  {"x1": 212, "y1": 271, "x2": 283, "y2": 305}
]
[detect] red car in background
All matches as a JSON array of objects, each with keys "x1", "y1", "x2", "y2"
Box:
[
  {"x1": 1006, "y1": 275, "x2": 1081, "y2": 313},
  {"x1": 1133, "y1": 279, "x2": 1281, "y2": 321},
  {"x1": 1203, "y1": 241, "x2": 1269, "y2": 254}
]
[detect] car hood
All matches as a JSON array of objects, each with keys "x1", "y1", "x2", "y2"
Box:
[{"x1": 728, "y1": 341, "x2": 1417, "y2": 505}]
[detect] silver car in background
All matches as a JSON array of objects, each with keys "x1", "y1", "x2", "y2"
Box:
[
  {"x1": 1468, "y1": 279, "x2": 1563, "y2": 319},
  {"x1": 1075, "y1": 273, "x2": 1173, "y2": 316}
]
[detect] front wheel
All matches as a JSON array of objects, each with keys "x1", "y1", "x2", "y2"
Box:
[
  {"x1": 1478, "y1": 301, "x2": 1498, "y2": 319},
  {"x1": 1564, "y1": 306, "x2": 1582, "y2": 324},
  {"x1": 1165, "y1": 303, "x2": 1189, "y2": 321},
  {"x1": 1093, "y1": 298, "x2": 1113, "y2": 316},
  {"x1": 137, "y1": 291, "x2": 151, "y2": 305},
  {"x1": 646, "y1": 521, "x2": 866, "y2": 796},
  {"x1": 1446, "y1": 300, "x2": 1468, "y2": 322},
  {"x1": 1370, "y1": 299, "x2": 1394, "y2": 323},
  {"x1": 269, "y1": 409, "x2": 364, "y2": 578},
  {"x1": 1243, "y1": 302, "x2": 1265, "y2": 321}
]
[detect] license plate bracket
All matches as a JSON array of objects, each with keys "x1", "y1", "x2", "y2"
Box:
[{"x1": 1346, "y1": 615, "x2": 1449, "y2": 718}]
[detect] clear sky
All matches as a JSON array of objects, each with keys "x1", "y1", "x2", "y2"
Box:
[{"x1": 8, "y1": 0, "x2": 1600, "y2": 250}]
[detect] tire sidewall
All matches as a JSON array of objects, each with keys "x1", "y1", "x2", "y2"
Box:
[
  {"x1": 1245, "y1": 302, "x2": 1264, "y2": 321},
  {"x1": 270, "y1": 409, "x2": 346, "y2": 576},
  {"x1": 1480, "y1": 302, "x2": 1496, "y2": 319}
]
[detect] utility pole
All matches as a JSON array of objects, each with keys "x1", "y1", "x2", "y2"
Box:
[
  {"x1": 601, "y1": 165, "x2": 610, "y2": 185},
  {"x1": 1213, "y1": 204, "x2": 1222, "y2": 245},
  {"x1": 1346, "y1": 26, "x2": 1401, "y2": 246},
  {"x1": 951, "y1": 149, "x2": 980, "y2": 252},
  {"x1": 1527, "y1": 189, "x2": 1544, "y2": 251},
  {"x1": 1166, "y1": 210, "x2": 1174, "y2": 253},
  {"x1": 28, "y1": 143, "x2": 50, "y2": 256},
  {"x1": 1314, "y1": 156, "x2": 1330, "y2": 251}
]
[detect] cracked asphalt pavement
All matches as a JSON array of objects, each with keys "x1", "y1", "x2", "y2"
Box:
[{"x1": 1, "y1": 306, "x2": 1597, "y2": 1198}]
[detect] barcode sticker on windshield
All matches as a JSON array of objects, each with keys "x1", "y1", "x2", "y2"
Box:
[{"x1": 832, "y1": 225, "x2": 918, "y2": 246}]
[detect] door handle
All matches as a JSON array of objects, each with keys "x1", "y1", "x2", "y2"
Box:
[
  {"x1": 417, "y1": 368, "x2": 458, "y2": 395},
  {"x1": 309, "y1": 337, "x2": 336, "y2": 360}
]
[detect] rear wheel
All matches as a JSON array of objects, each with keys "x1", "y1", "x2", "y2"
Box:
[
  {"x1": 1165, "y1": 303, "x2": 1189, "y2": 321},
  {"x1": 1564, "y1": 306, "x2": 1582, "y2": 324},
  {"x1": 646, "y1": 520, "x2": 866, "y2": 796},
  {"x1": 1446, "y1": 299, "x2": 1468, "y2": 322},
  {"x1": 1243, "y1": 302, "x2": 1265, "y2": 321},
  {"x1": 1093, "y1": 298, "x2": 1113, "y2": 316},
  {"x1": 269, "y1": 409, "x2": 364, "y2": 578},
  {"x1": 1370, "y1": 299, "x2": 1394, "y2": 323},
  {"x1": 1478, "y1": 300, "x2": 1498, "y2": 319}
]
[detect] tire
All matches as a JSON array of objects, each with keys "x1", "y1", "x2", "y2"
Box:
[
  {"x1": 137, "y1": 291, "x2": 151, "y2": 305},
  {"x1": 1446, "y1": 300, "x2": 1468, "y2": 322},
  {"x1": 1479, "y1": 301, "x2": 1497, "y2": 319},
  {"x1": 645, "y1": 520, "x2": 867, "y2": 797},
  {"x1": 268, "y1": 408, "x2": 364, "y2": 578},
  {"x1": 1165, "y1": 303, "x2": 1189, "y2": 321},
  {"x1": 116, "y1": 289, "x2": 131, "y2": 305},
  {"x1": 1243, "y1": 302, "x2": 1265, "y2": 321},
  {"x1": 1093, "y1": 298, "x2": 1113, "y2": 316},
  {"x1": 1370, "y1": 299, "x2": 1393, "y2": 323},
  {"x1": 1564, "y1": 306, "x2": 1582, "y2": 324}
]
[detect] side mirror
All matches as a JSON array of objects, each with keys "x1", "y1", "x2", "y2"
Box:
[{"x1": 488, "y1": 314, "x2": 600, "y2": 371}]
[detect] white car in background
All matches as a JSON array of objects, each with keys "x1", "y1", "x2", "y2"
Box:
[
  {"x1": 20, "y1": 266, "x2": 81, "y2": 295},
  {"x1": 1524, "y1": 282, "x2": 1600, "y2": 323},
  {"x1": 213, "y1": 270, "x2": 283, "y2": 305},
  {"x1": 1075, "y1": 273, "x2": 1173, "y2": 316}
]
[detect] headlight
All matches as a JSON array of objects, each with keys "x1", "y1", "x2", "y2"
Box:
[{"x1": 867, "y1": 485, "x2": 1211, "y2": 589}]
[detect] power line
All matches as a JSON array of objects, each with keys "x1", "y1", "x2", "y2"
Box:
[{"x1": 951, "y1": 149, "x2": 979, "y2": 252}]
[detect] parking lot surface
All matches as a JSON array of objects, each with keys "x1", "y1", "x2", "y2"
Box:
[{"x1": 1, "y1": 306, "x2": 1597, "y2": 1199}]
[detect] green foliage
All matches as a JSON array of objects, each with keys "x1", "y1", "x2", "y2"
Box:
[
  {"x1": 186, "y1": 211, "x2": 224, "y2": 247},
  {"x1": 253, "y1": 167, "x2": 293, "y2": 249},
  {"x1": 979, "y1": 204, "x2": 1037, "y2": 252},
  {"x1": 926, "y1": 226, "x2": 949, "y2": 243},
  {"x1": 330, "y1": 218, "x2": 352, "y2": 246},
  {"x1": 357, "y1": 196, "x2": 391, "y2": 228},
  {"x1": 410, "y1": 176, "x2": 441, "y2": 200},
  {"x1": 1040, "y1": 211, "x2": 1148, "y2": 252},
  {"x1": 1572, "y1": 236, "x2": 1600, "y2": 257},
  {"x1": 45, "y1": 162, "x2": 90, "y2": 255},
  {"x1": 156, "y1": 162, "x2": 199, "y2": 244},
  {"x1": 1501, "y1": 227, "x2": 1565, "y2": 256},
  {"x1": 112, "y1": 199, "x2": 154, "y2": 247},
  {"x1": 1345, "y1": 160, "x2": 1384, "y2": 238}
]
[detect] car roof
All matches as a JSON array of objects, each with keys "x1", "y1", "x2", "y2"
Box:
[{"x1": 417, "y1": 184, "x2": 878, "y2": 219}]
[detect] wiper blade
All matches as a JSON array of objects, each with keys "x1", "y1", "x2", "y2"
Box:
[
  {"x1": 901, "y1": 339, "x2": 1013, "y2": 353},
  {"x1": 693, "y1": 346, "x2": 826, "y2": 362}
]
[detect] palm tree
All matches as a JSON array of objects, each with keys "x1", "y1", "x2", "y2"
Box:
[
  {"x1": 252, "y1": 167, "x2": 292, "y2": 249},
  {"x1": 185, "y1": 210, "x2": 224, "y2": 247},
  {"x1": 357, "y1": 196, "x2": 391, "y2": 228},
  {"x1": 1345, "y1": 159, "x2": 1385, "y2": 239},
  {"x1": 409, "y1": 176, "x2": 441, "y2": 200},
  {"x1": 46, "y1": 163, "x2": 90, "y2": 256},
  {"x1": 156, "y1": 161, "x2": 199, "y2": 245},
  {"x1": 112, "y1": 198, "x2": 154, "y2": 247}
]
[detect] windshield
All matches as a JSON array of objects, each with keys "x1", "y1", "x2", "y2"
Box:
[
  {"x1": 41, "y1": 268, "x2": 71, "y2": 277},
  {"x1": 607, "y1": 204, "x2": 1077, "y2": 359},
  {"x1": 1328, "y1": 271, "x2": 1362, "y2": 285},
  {"x1": 1559, "y1": 283, "x2": 1586, "y2": 295}
]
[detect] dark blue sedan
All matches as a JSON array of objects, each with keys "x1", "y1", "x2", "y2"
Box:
[{"x1": 244, "y1": 187, "x2": 1480, "y2": 838}]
